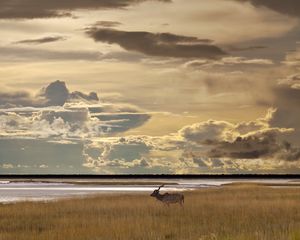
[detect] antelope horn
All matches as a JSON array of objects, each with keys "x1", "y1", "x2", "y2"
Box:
[{"x1": 157, "y1": 184, "x2": 164, "y2": 191}]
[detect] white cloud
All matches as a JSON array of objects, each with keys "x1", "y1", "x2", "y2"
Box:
[
  {"x1": 82, "y1": 108, "x2": 300, "y2": 173},
  {"x1": 0, "y1": 81, "x2": 151, "y2": 139},
  {"x1": 183, "y1": 57, "x2": 274, "y2": 69},
  {"x1": 179, "y1": 120, "x2": 235, "y2": 143}
]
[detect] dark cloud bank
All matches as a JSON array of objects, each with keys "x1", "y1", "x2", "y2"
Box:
[
  {"x1": 207, "y1": 130, "x2": 300, "y2": 161},
  {"x1": 238, "y1": 0, "x2": 300, "y2": 17},
  {"x1": 0, "y1": 0, "x2": 170, "y2": 19},
  {"x1": 2, "y1": 0, "x2": 298, "y2": 20},
  {"x1": 86, "y1": 28, "x2": 226, "y2": 59}
]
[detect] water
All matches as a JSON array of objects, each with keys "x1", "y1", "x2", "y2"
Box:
[
  {"x1": 0, "y1": 181, "x2": 202, "y2": 203},
  {"x1": 0, "y1": 179, "x2": 298, "y2": 203}
]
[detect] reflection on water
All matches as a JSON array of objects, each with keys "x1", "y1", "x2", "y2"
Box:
[{"x1": 0, "y1": 179, "x2": 297, "y2": 203}]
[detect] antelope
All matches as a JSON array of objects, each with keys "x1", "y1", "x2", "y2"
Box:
[{"x1": 150, "y1": 184, "x2": 184, "y2": 206}]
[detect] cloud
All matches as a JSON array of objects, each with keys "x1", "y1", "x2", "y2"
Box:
[
  {"x1": 179, "y1": 109, "x2": 299, "y2": 162},
  {"x1": 0, "y1": 46, "x2": 103, "y2": 62},
  {"x1": 0, "y1": 91, "x2": 39, "y2": 108},
  {"x1": 179, "y1": 120, "x2": 235, "y2": 143},
  {"x1": 93, "y1": 113, "x2": 150, "y2": 133},
  {"x1": 278, "y1": 74, "x2": 300, "y2": 90},
  {"x1": 265, "y1": 76, "x2": 300, "y2": 146},
  {"x1": 0, "y1": 80, "x2": 151, "y2": 139},
  {"x1": 183, "y1": 57, "x2": 273, "y2": 69},
  {"x1": 85, "y1": 137, "x2": 150, "y2": 164},
  {"x1": 13, "y1": 36, "x2": 67, "y2": 45},
  {"x1": 86, "y1": 28, "x2": 226, "y2": 59},
  {"x1": 82, "y1": 135, "x2": 182, "y2": 173},
  {"x1": 237, "y1": 0, "x2": 300, "y2": 18},
  {"x1": 246, "y1": 68, "x2": 300, "y2": 156},
  {"x1": 179, "y1": 108, "x2": 300, "y2": 161},
  {"x1": 227, "y1": 45, "x2": 267, "y2": 52},
  {"x1": 94, "y1": 21, "x2": 122, "y2": 28},
  {"x1": 39, "y1": 80, "x2": 70, "y2": 106},
  {"x1": 99, "y1": 51, "x2": 146, "y2": 62},
  {"x1": 84, "y1": 103, "x2": 151, "y2": 133},
  {"x1": 26, "y1": 102, "x2": 151, "y2": 137},
  {"x1": 0, "y1": 0, "x2": 171, "y2": 19},
  {"x1": 179, "y1": 108, "x2": 275, "y2": 144},
  {"x1": 0, "y1": 108, "x2": 95, "y2": 139},
  {"x1": 282, "y1": 45, "x2": 300, "y2": 67},
  {"x1": 37, "y1": 80, "x2": 99, "y2": 107},
  {"x1": 0, "y1": 47, "x2": 155, "y2": 63},
  {"x1": 0, "y1": 46, "x2": 149, "y2": 63},
  {"x1": 81, "y1": 108, "x2": 300, "y2": 174},
  {"x1": 207, "y1": 128, "x2": 294, "y2": 160},
  {"x1": 0, "y1": 105, "x2": 150, "y2": 139},
  {"x1": 0, "y1": 80, "x2": 99, "y2": 108}
]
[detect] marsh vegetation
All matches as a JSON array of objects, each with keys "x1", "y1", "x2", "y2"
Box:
[{"x1": 0, "y1": 184, "x2": 299, "y2": 240}]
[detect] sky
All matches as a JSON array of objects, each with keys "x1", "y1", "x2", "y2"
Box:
[{"x1": 0, "y1": 0, "x2": 300, "y2": 174}]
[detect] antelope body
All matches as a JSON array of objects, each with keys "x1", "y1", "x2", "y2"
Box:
[{"x1": 150, "y1": 185, "x2": 184, "y2": 206}]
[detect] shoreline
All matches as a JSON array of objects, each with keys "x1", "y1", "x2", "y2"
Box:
[{"x1": 1, "y1": 179, "x2": 300, "y2": 204}]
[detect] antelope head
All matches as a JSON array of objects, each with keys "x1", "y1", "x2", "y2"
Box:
[{"x1": 150, "y1": 184, "x2": 164, "y2": 197}]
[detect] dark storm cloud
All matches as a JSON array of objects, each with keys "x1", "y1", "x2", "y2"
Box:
[
  {"x1": 37, "y1": 80, "x2": 99, "y2": 106},
  {"x1": 0, "y1": 80, "x2": 99, "y2": 108},
  {"x1": 208, "y1": 135, "x2": 300, "y2": 161},
  {"x1": 86, "y1": 28, "x2": 226, "y2": 59},
  {"x1": 207, "y1": 130, "x2": 284, "y2": 159},
  {"x1": 179, "y1": 111, "x2": 300, "y2": 161},
  {"x1": 0, "y1": 0, "x2": 171, "y2": 19},
  {"x1": 188, "y1": 127, "x2": 300, "y2": 162},
  {"x1": 39, "y1": 80, "x2": 70, "y2": 106},
  {"x1": 14, "y1": 36, "x2": 67, "y2": 45},
  {"x1": 238, "y1": 0, "x2": 300, "y2": 17}
]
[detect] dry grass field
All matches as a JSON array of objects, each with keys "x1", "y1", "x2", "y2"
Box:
[{"x1": 0, "y1": 184, "x2": 300, "y2": 240}]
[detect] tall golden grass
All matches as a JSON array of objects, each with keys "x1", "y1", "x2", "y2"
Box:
[{"x1": 0, "y1": 185, "x2": 300, "y2": 240}]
